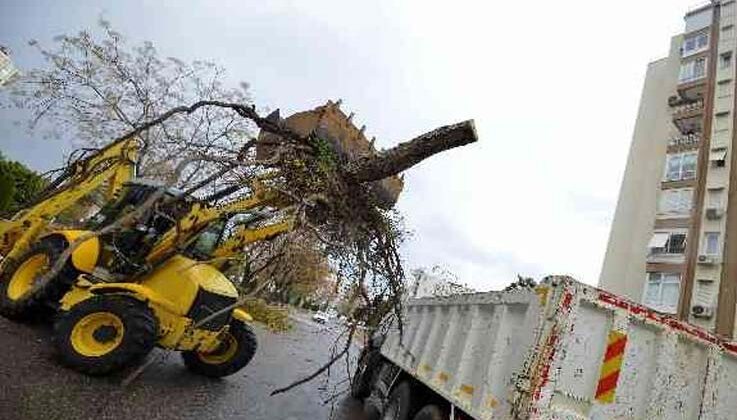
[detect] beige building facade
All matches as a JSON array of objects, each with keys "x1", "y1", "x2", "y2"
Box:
[
  {"x1": 601, "y1": 1, "x2": 737, "y2": 337},
  {"x1": 0, "y1": 47, "x2": 20, "y2": 87}
]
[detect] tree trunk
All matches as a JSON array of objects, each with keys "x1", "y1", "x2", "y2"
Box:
[{"x1": 344, "y1": 120, "x2": 478, "y2": 183}]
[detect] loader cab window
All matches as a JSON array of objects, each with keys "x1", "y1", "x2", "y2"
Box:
[
  {"x1": 87, "y1": 182, "x2": 162, "y2": 230},
  {"x1": 187, "y1": 221, "x2": 226, "y2": 260},
  {"x1": 87, "y1": 181, "x2": 190, "y2": 234},
  {"x1": 220, "y1": 213, "x2": 263, "y2": 241},
  {"x1": 185, "y1": 213, "x2": 265, "y2": 261}
]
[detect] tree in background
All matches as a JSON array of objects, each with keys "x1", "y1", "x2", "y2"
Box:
[
  {"x1": 0, "y1": 151, "x2": 45, "y2": 216},
  {"x1": 409, "y1": 264, "x2": 474, "y2": 298},
  {"x1": 3, "y1": 19, "x2": 253, "y2": 192},
  {"x1": 242, "y1": 232, "x2": 335, "y2": 309}
]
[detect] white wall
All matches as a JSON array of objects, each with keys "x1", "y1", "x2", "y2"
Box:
[{"x1": 599, "y1": 37, "x2": 682, "y2": 300}]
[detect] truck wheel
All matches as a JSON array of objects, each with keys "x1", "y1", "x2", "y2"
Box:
[
  {"x1": 412, "y1": 405, "x2": 445, "y2": 420},
  {"x1": 382, "y1": 381, "x2": 413, "y2": 420},
  {"x1": 181, "y1": 319, "x2": 258, "y2": 378},
  {"x1": 330, "y1": 397, "x2": 365, "y2": 420},
  {"x1": 351, "y1": 347, "x2": 382, "y2": 398},
  {"x1": 53, "y1": 296, "x2": 158, "y2": 375},
  {"x1": 0, "y1": 238, "x2": 78, "y2": 320}
]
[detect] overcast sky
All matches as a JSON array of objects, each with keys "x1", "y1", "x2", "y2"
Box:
[{"x1": 0, "y1": 0, "x2": 701, "y2": 291}]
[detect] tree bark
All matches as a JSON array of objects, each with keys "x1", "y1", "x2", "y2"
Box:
[{"x1": 344, "y1": 120, "x2": 478, "y2": 183}]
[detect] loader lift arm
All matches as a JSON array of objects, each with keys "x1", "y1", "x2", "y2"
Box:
[{"x1": 0, "y1": 137, "x2": 138, "y2": 265}]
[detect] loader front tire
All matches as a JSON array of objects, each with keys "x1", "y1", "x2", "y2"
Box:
[
  {"x1": 53, "y1": 296, "x2": 158, "y2": 376},
  {"x1": 0, "y1": 237, "x2": 78, "y2": 320},
  {"x1": 181, "y1": 319, "x2": 257, "y2": 378}
]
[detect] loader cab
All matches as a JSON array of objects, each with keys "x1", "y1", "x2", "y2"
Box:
[
  {"x1": 87, "y1": 180, "x2": 195, "y2": 275},
  {"x1": 184, "y1": 213, "x2": 263, "y2": 261},
  {"x1": 87, "y1": 179, "x2": 190, "y2": 231}
]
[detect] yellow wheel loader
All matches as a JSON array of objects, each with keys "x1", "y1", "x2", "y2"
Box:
[
  {"x1": 0, "y1": 133, "x2": 293, "y2": 377},
  {"x1": 0, "y1": 177, "x2": 289, "y2": 376},
  {"x1": 0, "y1": 101, "x2": 403, "y2": 377}
]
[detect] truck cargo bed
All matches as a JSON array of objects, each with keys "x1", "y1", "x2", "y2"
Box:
[{"x1": 380, "y1": 277, "x2": 737, "y2": 419}]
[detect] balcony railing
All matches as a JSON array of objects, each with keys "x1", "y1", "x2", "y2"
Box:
[
  {"x1": 669, "y1": 133, "x2": 701, "y2": 148},
  {"x1": 672, "y1": 99, "x2": 704, "y2": 116},
  {"x1": 687, "y1": 1, "x2": 713, "y2": 13}
]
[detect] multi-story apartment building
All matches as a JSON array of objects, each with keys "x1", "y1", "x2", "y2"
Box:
[
  {"x1": 600, "y1": 1, "x2": 737, "y2": 337},
  {"x1": 0, "y1": 47, "x2": 20, "y2": 86}
]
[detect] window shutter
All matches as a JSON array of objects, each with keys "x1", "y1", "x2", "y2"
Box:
[{"x1": 649, "y1": 233, "x2": 670, "y2": 248}]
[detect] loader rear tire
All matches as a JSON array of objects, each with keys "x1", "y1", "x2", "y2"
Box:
[
  {"x1": 0, "y1": 237, "x2": 78, "y2": 320},
  {"x1": 181, "y1": 319, "x2": 258, "y2": 378},
  {"x1": 53, "y1": 296, "x2": 158, "y2": 376}
]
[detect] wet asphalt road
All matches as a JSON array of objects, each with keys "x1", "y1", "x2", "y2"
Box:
[{"x1": 0, "y1": 314, "x2": 355, "y2": 420}]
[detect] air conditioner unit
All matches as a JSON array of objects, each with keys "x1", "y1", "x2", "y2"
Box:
[
  {"x1": 706, "y1": 206, "x2": 725, "y2": 219},
  {"x1": 691, "y1": 304, "x2": 714, "y2": 319},
  {"x1": 698, "y1": 254, "x2": 717, "y2": 264}
]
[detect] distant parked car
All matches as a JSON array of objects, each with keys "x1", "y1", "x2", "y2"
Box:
[{"x1": 312, "y1": 311, "x2": 330, "y2": 324}]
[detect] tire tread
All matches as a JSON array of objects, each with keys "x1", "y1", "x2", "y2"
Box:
[
  {"x1": 53, "y1": 296, "x2": 158, "y2": 376},
  {"x1": 0, "y1": 237, "x2": 78, "y2": 320},
  {"x1": 181, "y1": 319, "x2": 258, "y2": 378}
]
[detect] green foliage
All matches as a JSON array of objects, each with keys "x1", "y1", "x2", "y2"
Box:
[
  {"x1": 0, "y1": 172, "x2": 15, "y2": 213},
  {"x1": 0, "y1": 152, "x2": 45, "y2": 216},
  {"x1": 241, "y1": 298, "x2": 292, "y2": 333},
  {"x1": 310, "y1": 137, "x2": 336, "y2": 173}
]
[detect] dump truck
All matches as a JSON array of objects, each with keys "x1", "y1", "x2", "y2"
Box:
[{"x1": 349, "y1": 276, "x2": 737, "y2": 420}]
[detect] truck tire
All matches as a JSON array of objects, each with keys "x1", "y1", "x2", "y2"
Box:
[
  {"x1": 181, "y1": 319, "x2": 257, "y2": 377},
  {"x1": 0, "y1": 237, "x2": 78, "y2": 320},
  {"x1": 351, "y1": 347, "x2": 382, "y2": 398},
  {"x1": 412, "y1": 405, "x2": 445, "y2": 420},
  {"x1": 53, "y1": 296, "x2": 158, "y2": 375},
  {"x1": 382, "y1": 381, "x2": 413, "y2": 420},
  {"x1": 330, "y1": 397, "x2": 365, "y2": 420}
]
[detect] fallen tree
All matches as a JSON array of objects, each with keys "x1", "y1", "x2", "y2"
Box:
[{"x1": 2, "y1": 21, "x2": 479, "y2": 400}]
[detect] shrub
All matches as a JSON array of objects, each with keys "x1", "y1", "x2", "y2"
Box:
[{"x1": 241, "y1": 298, "x2": 292, "y2": 332}]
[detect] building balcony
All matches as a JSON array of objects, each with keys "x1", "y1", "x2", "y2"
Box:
[
  {"x1": 647, "y1": 251, "x2": 686, "y2": 265},
  {"x1": 670, "y1": 96, "x2": 703, "y2": 114},
  {"x1": 677, "y1": 73, "x2": 708, "y2": 101},
  {"x1": 670, "y1": 97, "x2": 704, "y2": 134},
  {"x1": 668, "y1": 133, "x2": 701, "y2": 149}
]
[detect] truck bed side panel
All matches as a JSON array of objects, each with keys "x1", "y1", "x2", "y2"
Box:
[
  {"x1": 382, "y1": 291, "x2": 543, "y2": 419},
  {"x1": 532, "y1": 282, "x2": 737, "y2": 420}
]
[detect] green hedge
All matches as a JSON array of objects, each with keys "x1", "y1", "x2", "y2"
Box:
[
  {"x1": 241, "y1": 298, "x2": 292, "y2": 332},
  {"x1": 0, "y1": 152, "x2": 45, "y2": 216}
]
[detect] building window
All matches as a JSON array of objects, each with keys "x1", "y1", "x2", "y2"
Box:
[
  {"x1": 724, "y1": 24, "x2": 735, "y2": 40},
  {"x1": 725, "y1": 2, "x2": 736, "y2": 18},
  {"x1": 643, "y1": 272, "x2": 681, "y2": 314},
  {"x1": 708, "y1": 187, "x2": 724, "y2": 208},
  {"x1": 704, "y1": 232, "x2": 721, "y2": 255},
  {"x1": 710, "y1": 147, "x2": 728, "y2": 167},
  {"x1": 658, "y1": 188, "x2": 693, "y2": 215},
  {"x1": 679, "y1": 57, "x2": 708, "y2": 83},
  {"x1": 715, "y1": 112, "x2": 731, "y2": 132},
  {"x1": 665, "y1": 152, "x2": 698, "y2": 181},
  {"x1": 721, "y1": 52, "x2": 733, "y2": 69},
  {"x1": 649, "y1": 232, "x2": 687, "y2": 255},
  {"x1": 718, "y1": 80, "x2": 733, "y2": 98},
  {"x1": 683, "y1": 32, "x2": 709, "y2": 57}
]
